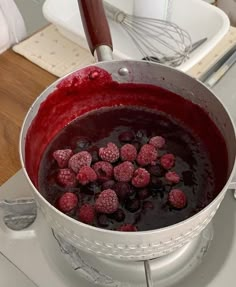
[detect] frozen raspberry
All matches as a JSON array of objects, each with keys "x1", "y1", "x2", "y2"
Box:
[
  {"x1": 57, "y1": 168, "x2": 76, "y2": 187},
  {"x1": 53, "y1": 149, "x2": 73, "y2": 168},
  {"x1": 99, "y1": 142, "x2": 119, "y2": 163},
  {"x1": 120, "y1": 144, "x2": 137, "y2": 161},
  {"x1": 168, "y1": 189, "x2": 187, "y2": 209},
  {"x1": 95, "y1": 189, "x2": 119, "y2": 214},
  {"x1": 68, "y1": 151, "x2": 92, "y2": 173},
  {"x1": 132, "y1": 168, "x2": 150, "y2": 188},
  {"x1": 136, "y1": 144, "x2": 158, "y2": 166},
  {"x1": 149, "y1": 136, "x2": 166, "y2": 149},
  {"x1": 160, "y1": 153, "x2": 175, "y2": 170},
  {"x1": 117, "y1": 224, "x2": 137, "y2": 232},
  {"x1": 57, "y1": 192, "x2": 78, "y2": 213},
  {"x1": 76, "y1": 166, "x2": 97, "y2": 185},
  {"x1": 93, "y1": 161, "x2": 113, "y2": 182},
  {"x1": 114, "y1": 161, "x2": 134, "y2": 182},
  {"x1": 78, "y1": 204, "x2": 95, "y2": 224},
  {"x1": 165, "y1": 171, "x2": 180, "y2": 184}
]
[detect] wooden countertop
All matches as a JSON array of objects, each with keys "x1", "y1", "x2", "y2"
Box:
[{"x1": 0, "y1": 50, "x2": 57, "y2": 185}]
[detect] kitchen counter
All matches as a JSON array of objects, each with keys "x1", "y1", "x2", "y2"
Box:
[{"x1": 0, "y1": 50, "x2": 57, "y2": 185}]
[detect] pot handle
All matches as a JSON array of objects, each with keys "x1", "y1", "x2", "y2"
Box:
[{"x1": 77, "y1": 0, "x2": 113, "y2": 61}]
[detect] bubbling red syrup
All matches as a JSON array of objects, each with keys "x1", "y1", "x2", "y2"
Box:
[{"x1": 25, "y1": 66, "x2": 228, "y2": 231}]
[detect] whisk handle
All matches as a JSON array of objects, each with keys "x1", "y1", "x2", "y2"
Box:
[{"x1": 78, "y1": 0, "x2": 113, "y2": 59}]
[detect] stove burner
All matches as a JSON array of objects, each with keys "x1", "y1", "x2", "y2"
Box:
[{"x1": 48, "y1": 223, "x2": 213, "y2": 287}]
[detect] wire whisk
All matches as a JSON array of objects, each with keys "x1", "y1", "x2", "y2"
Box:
[{"x1": 104, "y1": 2, "x2": 192, "y2": 67}]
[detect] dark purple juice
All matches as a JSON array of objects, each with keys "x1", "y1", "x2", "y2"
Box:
[{"x1": 38, "y1": 106, "x2": 218, "y2": 231}]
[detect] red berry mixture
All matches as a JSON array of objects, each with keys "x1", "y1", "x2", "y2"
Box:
[
  {"x1": 95, "y1": 189, "x2": 119, "y2": 214},
  {"x1": 149, "y1": 136, "x2": 165, "y2": 149},
  {"x1": 99, "y1": 142, "x2": 119, "y2": 163},
  {"x1": 77, "y1": 166, "x2": 97, "y2": 185},
  {"x1": 137, "y1": 144, "x2": 158, "y2": 166},
  {"x1": 168, "y1": 189, "x2": 187, "y2": 209},
  {"x1": 93, "y1": 161, "x2": 113, "y2": 182},
  {"x1": 160, "y1": 153, "x2": 175, "y2": 170},
  {"x1": 132, "y1": 168, "x2": 150, "y2": 188},
  {"x1": 57, "y1": 168, "x2": 76, "y2": 187},
  {"x1": 39, "y1": 106, "x2": 217, "y2": 232},
  {"x1": 53, "y1": 149, "x2": 73, "y2": 168},
  {"x1": 114, "y1": 161, "x2": 134, "y2": 182},
  {"x1": 68, "y1": 151, "x2": 92, "y2": 173},
  {"x1": 57, "y1": 192, "x2": 78, "y2": 213},
  {"x1": 120, "y1": 144, "x2": 137, "y2": 161},
  {"x1": 78, "y1": 204, "x2": 95, "y2": 224},
  {"x1": 165, "y1": 171, "x2": 180, "y2": 184}
]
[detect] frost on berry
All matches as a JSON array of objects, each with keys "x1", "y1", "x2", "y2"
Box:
[
  {"x1": 120, "y1": 144, "x2": 137, "y2": 162},
  {"x1": 53, "y1": 149, "x2": 73, "y2": 168},
  {"x1": 114, "y1": 161, "x2": 134, "y2": 182},
  {"x1": 93, "y1": 161, "x2": 113, "y2": 182},
  {"x1": 99, "y1": 142, "x2": 119, "y2": 163},
  {"x1": 57, "y1": 192, "x2": 78, "y2": 213},
  {"x1": 149, "y1": 136, "x2": 165, "y2": 149},
  {"x1": 136, "y1": 144, "x2": 158, "y2": 166},
  {"x1": 95, "y1": 189, "x2": 119, "y2": 214},
  {"x1": 68, "y1": 151, "x2": 92, "y2": 173},
  {"x1": 77, "y1": 166, "x2": 97, "y2": 185},
  {"x1": 132, "y1": 168, "x2": 150, "y2": 188},
  {"x1": 57, "y1": 168, "x2": 77, "y2": 187}
]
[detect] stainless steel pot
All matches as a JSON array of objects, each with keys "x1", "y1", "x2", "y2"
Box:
[{"x1": 19, "y1": 0, "x2": 236, "y2": 261}]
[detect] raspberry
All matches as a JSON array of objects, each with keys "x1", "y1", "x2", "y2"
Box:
[
  {"x1": 78, "y1": 204, "x2": 95, "y2": 224},
  {"x1": 99, "y1": 142, "x2": 119, "y2": 163},
  {"x1": 76, "y1": 166, "x2": 97, "y2": 185},
  {"x1": 95, "y1": 189, "x2": 119, "y2": 214},
  {"x1": 93, "y1": 161, "x2": 113, "y2": 182},
  {"x1": 168, "y1": 189, "x2": 187, "y2": 209},
  {"x1": 132, "y1": 168, "x2": 150, "y2": 188},
  {"x1": 57, "y1": 168, "x2": 77, "y2": 187},
  {"x1": 165, "y1": 171, "x2": 180, "y2": 184},
  {"x1": 117, "y1": 224, "x2": 137, "y2": 232},
  {"x1": 114, "y1": 182, "x2": 132, "y2": 201},
  {"x1": 68, "y1": 151, "x2": 92, "y2": 173},
  {"x1": 160, "y1": 153, "x2": 175, "y2": 170},
  {"x1": 120, "y1": 144, "x2": 137, "y2": 161},
  {"x1": 57, "y1": 192, "x2": 78, "y2": 213},
  {"x1": 149, "y1": 136, "x2": 166, "y2": 149},
  {"x1": 136, "y1": 144, "x2": 158, "y2": 166},
  {"x1": 53, "y1": 149, "x2": 73, "y2": 168},
  {"x1": 114, "y1": 161, "x2": 134, "y2": 182}
]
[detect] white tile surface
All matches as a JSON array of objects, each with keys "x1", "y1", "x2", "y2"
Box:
[{"x1": 0, "y1": 252, "x2": 35, "y2": 287}]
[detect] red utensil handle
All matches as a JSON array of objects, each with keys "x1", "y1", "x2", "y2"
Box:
[{"x1": 78, "y1": 0, "x2": 113, "y2": 55}]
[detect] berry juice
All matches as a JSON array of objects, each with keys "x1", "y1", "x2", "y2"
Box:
[{"x1": 38, "y1": 106, "x2": 225, "y2": 231}]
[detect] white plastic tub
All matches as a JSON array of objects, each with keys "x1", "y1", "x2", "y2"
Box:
[{"x1": 43, "y1": 0, "x2": 230, "y2": 72}]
